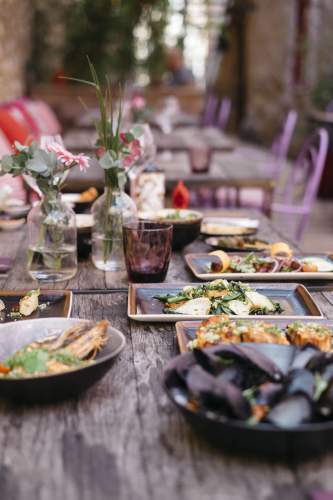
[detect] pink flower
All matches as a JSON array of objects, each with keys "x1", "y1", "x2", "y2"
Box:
[
  {"x1": 119, "y1": 132, "x2": 129, "y2": 144},
  {"x1": 131, "y1": 96, "x2": 146, "y2": 110},
  {"x1": 120, "y1": 139, "x2": 141, "y2": 169},
  {"x1": 123, "y1": 154, "x2": 137, "y2": 168},
  {"x1": 129, "y1": 139, "x2": 141, "y2": 157},
  {"x1": 119, "y1": 133, "x2": 141, "y2": 169},
  {"x1": 73, "y1": 153, "x2": 90, "y2": 172},
  {"x1": 95, "y1": 146, "x2": 106, "y2": 159},
  {"x1": 46, "y1": 143, "x2": 90, "y2": 171}
]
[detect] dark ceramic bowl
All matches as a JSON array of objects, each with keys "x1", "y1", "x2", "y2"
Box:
[
  {"x1": 0, "y1": 318, "x2": 125, "y2": 404},
  {"x1": 139, "y1": 209, "x2": 203, "y2": 251},
  {"x1": 164, "y1": 344, "x2": 333, "y2": 459}
]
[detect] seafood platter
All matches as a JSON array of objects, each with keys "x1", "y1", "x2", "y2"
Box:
[{"x1": 0, "y1": 318, "x2": 125, "y2": 403}]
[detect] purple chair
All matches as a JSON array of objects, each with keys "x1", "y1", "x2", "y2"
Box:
[
  {"x1": 270, "y1": 109, "x2": 298, "y2": 180},
  {"x1": 272, "y1": 128, "x2": 329, "y2": 242},
  {"x1": 201, "y1": 93, "x2": 218, "y2": 127},
  {"x1": 219, "y1": 110, "x2": 298, "y2": 210},
  {"x1": 216, "y1": 97, "x2": 231, "y2": 131}
]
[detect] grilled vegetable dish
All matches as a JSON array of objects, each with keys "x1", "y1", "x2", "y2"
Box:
[
  {"x1": 189, "y1": 316, "x2": 332, "y2": 351},
  {"x1": 0, "y1": 320, "x2": 109, "y2": 378},
  {"x1": 206, "y1": 251, "x2": 333, "y2": 275},
  {"x1": 209, "y1": 252, "x2": 277, "y2": 274},
  {"x1": 159, "y1": 210, "x2": 198, "y2": 221},
  {"x1": 165, "y1": 342, "x2": 333, "y2": 428},
  {"x1": 155, "y1": 280, "x2": 282, "y2": 316},
  {"x1": 206, "y1": 236, "x2": 269, "y2": 252}
]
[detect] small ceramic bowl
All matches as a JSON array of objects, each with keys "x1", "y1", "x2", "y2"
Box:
[{"x1": 139, "y1": 209, "x2": 203, "y2": 250}]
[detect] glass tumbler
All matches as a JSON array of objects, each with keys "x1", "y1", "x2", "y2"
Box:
[
  {"x1": 189, "y1": 144, "x2": 212, "y2": 173},
  {"x1": 123, "y1": 222, "x2": 173, "y2": 282}
]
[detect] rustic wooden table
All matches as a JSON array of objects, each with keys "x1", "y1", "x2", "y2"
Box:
[
  {"x1": 63, "y1": 127, "x2": 275, "y2": 214},
  {"x1": 0, "y1": 210, "x2": 333, "y2": 500},
  {"x1": 153, "y1": 126, "x2": 235, "y2": 152}
]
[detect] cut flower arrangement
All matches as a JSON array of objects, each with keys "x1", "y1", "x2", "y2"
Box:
[
  {"x1": 0, "y1": 141, "x2": 90, "y2": 282},
  {"x1": 67, "y1": 59, "x2": 142, "y2": 271},
  {"x1": 0, "y1": 141, "x2": 89, "y2": 193}
]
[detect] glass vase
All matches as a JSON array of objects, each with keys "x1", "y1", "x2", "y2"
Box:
[
  {"x1": 27, "y1": 192, "x2": 77, "y2": 282},
  {"x1": 91, "y1": 179, "x2": 137, "y2": 272}
]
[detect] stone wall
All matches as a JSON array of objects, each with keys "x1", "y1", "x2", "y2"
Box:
[
  {"x1": 0, "y1": 0, "x2": 32, "y2": 102},
  {"x1": 244, "y1": 0, "x2": 296, "y2": 143},
  {"x1": 306, "y1": 0, "x2": 333, "y2": 92}
]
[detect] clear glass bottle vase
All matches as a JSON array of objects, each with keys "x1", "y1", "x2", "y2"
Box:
[
  {"x1": 91, "y1": 174, "x2": 137, "y2": 271},
  {"x1": 27, "y1": 191, "x2": 77, "y2": 282}
]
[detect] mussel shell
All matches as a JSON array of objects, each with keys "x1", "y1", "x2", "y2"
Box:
[
  {"x1": 217, "y1": 365, "x2": 244, "y2": 386},
  {"x1": 267, "y1": 394, "x2": 312, "y2": 428},
  {"x1": 318, "y1": 379, "x2": 333, "y2": 418},
  {"x1": 320, "y1": 364, "x2": 333, "y2": 383},
  {"x1": 306, "y1": 352, "x2": 333, "y2": 373},
  {"x1": 291, "y1": 345, "x2": 319, "y2": 370},
  {"x1": 286, "y1": 369, "x2": 316, "y2": 400},
  {"x1": 208, "y1": 344, "x2": 283, "y2": 382},
  {"x1": 186, "y1": 365, "x2": 251, "y2": 419},
  {"x1": 193, "y1": 348, "x2": 224, "y2": 376},
  {"x1": 164, "y1": 352, "x2": 195, "y2": 384},
  {"x1": 256, "y1": 382, "x2": 284, "y2": 406}
]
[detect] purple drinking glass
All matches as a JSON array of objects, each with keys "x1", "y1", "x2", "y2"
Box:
[
  {"x1": 123, "y1": 222, "x2": 173, "y2": 282},
  {"x1": 189, "y1": 144, "x2": 212, "y2": 173}
]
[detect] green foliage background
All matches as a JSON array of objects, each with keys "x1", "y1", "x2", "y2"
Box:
[{"x1": 29, "y1": 0, "x2": 169, "y2": 84}]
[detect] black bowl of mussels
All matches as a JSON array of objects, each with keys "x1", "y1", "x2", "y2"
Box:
[{"x1": 164, "y1": 343, "x2": 333, "y2": 459}]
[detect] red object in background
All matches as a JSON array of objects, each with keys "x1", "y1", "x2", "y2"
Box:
[
  {"x1": 172, "y1": 181, "x2": 190, "y2": 208},
  {"x1": 53, "y1": 69, "x2": 67, "y2": 85},
  {"x1": 0, "y1": 109, "x2": 34, "y2": 145}
]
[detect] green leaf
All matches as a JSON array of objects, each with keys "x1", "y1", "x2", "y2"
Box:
[
  {"x1": 13, "y1": 141, "x2": 27, "y2": 152},
  {"x1": 99, "y1": 151, "x2": 120, "y2": 170},
  {"x1": 123, "y1": 132, "x2": 135, "y2": 143},
  {"x1": 59, "y1": 76, "x2": 97, "y2": 88},
  {"x1": 131, "y1": 124, "x2": 145, "y2": 137},
  {"x1": 26, "y1": 150, "x2": 57, "y2": 176},
  {"x1": 6, "y1": 348, "x2": 49, "y2": 374},
  {"x1": 0, "y1": 155, "x2": 14, "y2": 173}
]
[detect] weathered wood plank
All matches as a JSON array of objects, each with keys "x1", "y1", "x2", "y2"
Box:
[
  {"x1": 2, "y1": 204, "x2": 333, "y2": 500},
  {"x1": 1, "y1": 209, "x2": 302, "y2": 291},
  {"x1": 128, "y1": 317, "x2": 299, "y2": 500},
  {"x1": 0, "y1": 292, "x2": 301, "y2": 500},
  {"x1": 0, "y1": 293, "x2": 148, "y2": 500}
]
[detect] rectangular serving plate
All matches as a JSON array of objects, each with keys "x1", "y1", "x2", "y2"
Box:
[
  {"x1": 200, "y1": 217, "x2": 260, "y2": 237},
  {"x1": 202, "y1": 217, "x2": 259, "y2": 229},
  {"x1": 0, "y1": 290, "x2": 73, "y2": 323},
  {"x1": 128, "y1": 282, "x2": 322, "y2": 322},
  {"x1": 176, "y1": 318, "x2": 333, "y2": 354},
  {"x1": 185, "y1": 253, "x2": 333, "y2": 281}
]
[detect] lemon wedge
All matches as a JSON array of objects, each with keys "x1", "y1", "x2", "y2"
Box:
[
  {"x1": 270, "y1": 242, "x2": 293, "y2": 258},
  {"x1": 209, "y1": 250, "x2": 231, "y2": 272}
]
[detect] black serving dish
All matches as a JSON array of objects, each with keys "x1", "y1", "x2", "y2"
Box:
[
  {"x1": 139, "y1": 209, "x2": 203, "y2": 250},
  {"x1": 164, "y1": 343, "x2": 333, "y2": 459},
  {"x1": 170, "y1": 213, "x2": 203, "y2": 250},
  {"x1": 0, "y1": 318, "x2": 125, "y2": 403}
]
